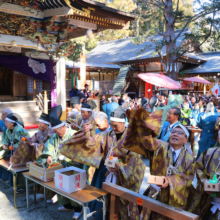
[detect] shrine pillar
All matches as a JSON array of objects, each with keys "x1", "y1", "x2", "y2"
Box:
[
  {"x1": 145, "y1": 82, "x2": 153, "y2": 99},
  {"x1": 56, "y1": 56, "x2": 66, "y2": 120}
]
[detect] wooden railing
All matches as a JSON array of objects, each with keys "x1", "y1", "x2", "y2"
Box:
[
  {"x1": 35, "y1": 91, "x2": 48, "y2": 114},
  {"x1": 102, "y1": 182, "x2": 199, "y2": 220}
]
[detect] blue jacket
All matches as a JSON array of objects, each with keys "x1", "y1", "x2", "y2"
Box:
[
  {"x1": 0, "y1": 120, "x2": 6, "y2": 133},
  {"x1": 102, "y1": 102, "x2": 119, "y2": 122},
  {"x1": 190, "y1": 109, "x2": 200, "y2": 120},
  {"x1": 197, "y1": 112, "x2": 219, "y2": 158},
  {"x1": 159, "y1": 121, "x2": 180, "y2": 142}
]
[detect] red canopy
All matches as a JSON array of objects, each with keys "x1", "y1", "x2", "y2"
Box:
[
  {"x1": 183, "y1": 76, "x2": 212, "y2": 84},
  {"x1": 138, "y1": 72, "x2": 181, "y2": 89}
]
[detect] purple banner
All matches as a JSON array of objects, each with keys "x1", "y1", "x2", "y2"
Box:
[
  {"x1": 0, "y1": 54, "x2": 57, "y2": 105},
  {"x1": 0, "y1": 54, "x2": 54, "y2": 82},
  {"x1": 49, "y1": 59, "x2": 57, "y2": 107}
]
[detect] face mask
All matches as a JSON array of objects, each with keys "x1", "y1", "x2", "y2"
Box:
[
  {"x1": 195, "y1": 106, "x2": 199, "y2": 110},
  {"x1": 184, "y1": 105, "x2": 189, "y2": 109}
]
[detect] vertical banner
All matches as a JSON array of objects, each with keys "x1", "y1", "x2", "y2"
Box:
[
  {"x1": 75, "y1": 71, "x2": 78, "y2": 87},
  {"x1": 80, "y1": 53, "x2": 86, "y2": 87},
  {"x1": 71, "y1": 70, "x2": 74, "y2": 89},
  {"x1": 50, "y1": 59, "x2": 57, "y2": 108},
  {"x1": 145, "y1": 82, "x2": 153, "y2": 99}
]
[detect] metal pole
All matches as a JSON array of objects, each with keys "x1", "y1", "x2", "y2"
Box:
[
  {"x1": 83, "y1": 204, "x2": 87, "y2": 220},
  {"x1": 44, "y1": 187, "x2": 47, "y2": 208},
  {"x1": 34, "y1": 184, "x2": 37, "y2": 204},
  {"x1": 103, "y1": 196, "x2": 106, "y2": 220},
  {"x1": 13, "y1": 174, "x2": 17, "y2": 209},
  {"x1": 25, "y1": 177, "x2": 29, "y2": 211}
]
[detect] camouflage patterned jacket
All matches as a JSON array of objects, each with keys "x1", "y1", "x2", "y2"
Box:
[
  {"x1": 121, "y1": 108, "x2": 195, "y2": 220},
  {"x1": 35, "y1": 126, "x2": 75, "y2": 167},
  {"x1": 188, "y1": 147, "x2": 220, "y2": 219},
  {"x1": 11, "y1": 128, "x2": 54, "y2": 165},
  {"x1": 103, "y1": 128, "x2": 146, "y2": 220},
  {"x1": 67, "y1": 113, "x2": 97, "y2": 137}
]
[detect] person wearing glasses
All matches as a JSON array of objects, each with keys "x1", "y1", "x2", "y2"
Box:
[
  {"x1": 35, "y1": 114, "x2": 88, "y2": 219},
  {"x1": 158, "y1": 107, "x2": 181, "y2": 142},
  {"x1": 121, "y1": 111, "x2": 194, "y2": 220}
]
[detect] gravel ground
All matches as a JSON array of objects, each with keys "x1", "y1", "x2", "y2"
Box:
[{"x1": 0, "y1": 158, "x2": 150, "y2": 220}]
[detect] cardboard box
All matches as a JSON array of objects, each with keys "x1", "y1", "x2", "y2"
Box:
[
  {"x1": 204, "y1": 181, "x2": 220, "y2": 192},
  {"x1": 147, "y1": 175, "x2": 165, "y2": 186},
  {"x1": 29, "y1": 162, "x2": 63, "y2": 182},
  {"x1": 55, "y1": 166, "x2": 86, "y2": 194}
]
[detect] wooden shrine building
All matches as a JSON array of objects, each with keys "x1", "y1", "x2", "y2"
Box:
[{"x1": 0, "y1": 0, "x2": 135, "y2": 122}]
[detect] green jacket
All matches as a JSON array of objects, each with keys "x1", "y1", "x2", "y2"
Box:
[
  {"x1": 0, "y1": 126, "x2": 29, "y2": 149},
  {"x1": 35, "y1": 126, "x2": 75, "y2": 167}
]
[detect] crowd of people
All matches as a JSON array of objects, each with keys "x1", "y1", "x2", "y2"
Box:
[{"x1": 0, "y1": 89, "x2": 220, "y2": 220}]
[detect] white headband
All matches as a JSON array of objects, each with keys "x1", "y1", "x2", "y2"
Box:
[
  {"x1": 173, "y1": 124, "x2": 189, "y2": 138},
  {"x1": 38, "y1": 119, "x2": 50, "y2": 125},
  {"x1": 110, "y1": 117, "x2": 125, "y2": 122},
  {"x1": 52, "y1": 122, "x2": 64, "y2": 130},
  {"x1": 81, "y1": 108, "x2": 92, "y2": 112},
  {"x1": 5, "y1": 117, "x2": 22, "y2": 127}
]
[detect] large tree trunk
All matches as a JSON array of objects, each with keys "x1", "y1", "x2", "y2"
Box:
[{"x1": 164, "y1": 0, "x2": 178, "y2": 80}]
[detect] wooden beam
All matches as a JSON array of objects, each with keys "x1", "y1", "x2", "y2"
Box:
[
  {"x1": 102, "y1": 182, "x2": 199, "y2": 220},
  {"x1": 99, "y1": 71, "x2": 101, "y2": 81},
  {"x1": 144, "y1": 64, "x2": 146, "y2": 72},
  {"x1": 110, "y1": 194, "x2": 119, "y2": 220}
]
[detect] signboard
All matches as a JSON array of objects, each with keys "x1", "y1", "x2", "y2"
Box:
[{"x1": 180, "y1": 81, "x2": 194, "y2": 90}]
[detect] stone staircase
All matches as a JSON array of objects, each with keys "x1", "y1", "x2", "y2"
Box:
[{"x1": 0, "y1": 101, "x2": 42, "y2": 125}]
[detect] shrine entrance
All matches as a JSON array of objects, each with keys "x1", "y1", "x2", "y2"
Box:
[{"x1": 0, "y1": 65, "x2": 13, "y2": 96}]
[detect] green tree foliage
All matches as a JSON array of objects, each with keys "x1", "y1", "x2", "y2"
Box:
[
  {"x1": 131, "y1": 0, "x2": 220, "y2": 80},
  {"x1": 130, "y1": 0, "x2": 194, "y2": 37}
]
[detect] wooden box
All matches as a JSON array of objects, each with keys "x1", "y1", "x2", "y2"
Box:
[
  {"x1": 204, "y1": 181, "x2": 220, "y2": 192},
  {"x1": 147, "y1": 175, "x2": 164, "y2": 186},
  {"x1": 29, "y1": 162, "x2": 63, "y2": 182}
]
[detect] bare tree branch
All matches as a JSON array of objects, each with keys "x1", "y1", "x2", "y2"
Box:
[
  {"x1": 174, "y1": 7, "x2": 219, "y2": 41},
  {"x1": 154, "y1": 27, "x2": 163, "y2": 36},
  {"x1": 173, "y1": 0, "x2": 180, "y2": 25},
  {"x1": 145, "y1": 0, "x2": 165, "y2": 11},
  {"x1": 176, "y1": 18, "x2": 214, "y2": 59},
  {"x1": 152, "y1": 0, "x2": 165, "y2": 7}
]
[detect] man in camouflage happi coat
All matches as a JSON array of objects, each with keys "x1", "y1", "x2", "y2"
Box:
[
  {"x1": 35, "y1": 115, "x2": 88, "y2": 217},
  {"x1": 67, "y1": 103, "x2": 96, "y2": 136},
  {"x1": 103, "y1": 106, "x2": 146, "y2": 220},
  {"x1": 189, "y1": 147, "x2": 220, "y2": 220},
  {"x1": 121, "y1": 108, "x2": 195, "y2": 220},
  {"x1": 11, "y1": 113, "x2": 53, "y2": 165}
]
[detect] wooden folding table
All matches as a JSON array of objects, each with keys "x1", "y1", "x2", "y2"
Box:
[
  {"x1": 0, "y1": 159, "x2": 29, "y2": 208},
  {"x1": 23, "y1": 172, "x2": 108, "y2": 220}
]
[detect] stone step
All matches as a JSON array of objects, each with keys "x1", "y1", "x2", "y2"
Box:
[
  {"x1": 0, "y1": 101, "x2": 41, "y2": 126},
  {"x1": 0, "y1": 101, "x2": 38, "y2": 108},
  {"x1": 0, "y1": 96, "x2": 18, "y2": 102},
  {"x1": 24, "y1": 117, "x2": 41, "y2": 125},
  {"x1": 18, "y1": 111, "x2": 42, "y2": 119},
  {"x1": 0, "y1": 106, "x2": 40, "y2": 113}
]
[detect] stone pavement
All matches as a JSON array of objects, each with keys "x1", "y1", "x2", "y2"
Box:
[{"x1": 0, "y1": 158, "x2": 150, "y2": 220}]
